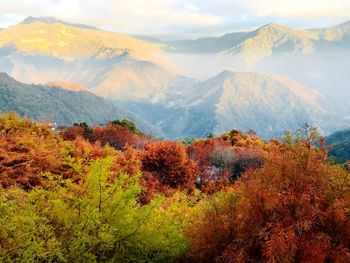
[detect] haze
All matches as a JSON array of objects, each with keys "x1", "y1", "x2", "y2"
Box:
[{"x1": 1, "y1": 0, "x2": 350, "y2": 37}]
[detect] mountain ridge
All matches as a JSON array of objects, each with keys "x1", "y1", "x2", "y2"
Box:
[
  {"x1": 0, "y1": 18, "x2": 349, "y2": 139},
  {"x1": 0, "y1": 72, "x2": 162, "y2": 135},
  {"x1": 122, "y1": 70, "x2": 346, "y2": 139}
]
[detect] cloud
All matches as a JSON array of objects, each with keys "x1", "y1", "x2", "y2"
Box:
[
  {"x1": 0, "y1": 13, "x2": 26, "y2": 28},
  {"x1": 239, "y1": 0, "x2": 350, "y2": 19},
  {"x1": 0, "y1": 0, "x2": 349, "y2": 36}
]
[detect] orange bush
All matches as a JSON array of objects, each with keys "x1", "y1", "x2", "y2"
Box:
[
  {"x1": 90, "y1": 124, "x2": 137, "y2": 150},
  {"x1": 0, "y1": 114, "x2": 74, "y2": 188},
  {"x1": 141, "y1": 141, "x2": 198, "y2": 191},
  {"x1": 185, "y1": 131, "x2": 350, "y2": 262}
]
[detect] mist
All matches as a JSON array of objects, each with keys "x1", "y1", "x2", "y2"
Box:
[{"x1": 166, "y1": 50, "x2": 350, "y2": 108}]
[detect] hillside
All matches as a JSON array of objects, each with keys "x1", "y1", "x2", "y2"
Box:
[
  {"x1": 90, "y1": 60, "x2": 177, "y2": 102},
  {"x1": 0, "y1": 16, "x2": 170, "y2": 67},
  {"x1": 2, "y1": 69, "x2": 343, "y2": 140},
  {"x1": 326, "y1": 128, "x2": 350, "y2": 162},
  {"x1": 124, "y1": 71, "x2": 346, "y2": 139},
  {"x1": 0, "y1": 17, "x2": 178, "y2": 102},
  {"x1": 0, "y1": 72, "x2": 161, "y2": 135}
]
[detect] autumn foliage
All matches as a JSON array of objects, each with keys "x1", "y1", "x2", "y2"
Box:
[
  {"x1": 141, "y1": 141, "x2": 198, "y2": 192},
  {"x1": 1, "y1": 114, "x2": 349, "y2": 262},
  {"x1": 0, "y1": 113, "x2": 73, "y2": 188},
  {"x1": 187, "y1": 131, "x2": 265, "y2": 193},
  {"x1": 184, "y1": 128, "x2": 350, "y2": 263}
]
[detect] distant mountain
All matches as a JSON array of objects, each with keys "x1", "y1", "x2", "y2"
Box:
[
  {"x1": 164, "y1": 21, "x2": 350, "y2": 102},
  {"x1": 320, "y1": 20, "x2": 350, "y2": 42},
  {"x1": 166, "y1": 21, "x2": 350, "y2": 58},
  {"x1": 123, "y1": 71, "x2": 346, "y2": 139},
  {"x1": 326, "y1": 129, "x2": 350, "y2": 162},
  {"x1": 222, "y1": 23, "x2": 320, "y2": 66},
  {"x1": 90, "y1": 60, "x2": 178, "y2": 102},
  {"x1": 0, "y1": 18, "x2": 349, "y2": 139},
  {"x1": 21, "y1": 16, "x2": 99, "y2": 30},
  {"x1": 165, "y1": 32, "x2": 251, "y2": 53},
  {"x1": 0, "y1": 73, "x2": 162, "y2": 135},
  {"x1": 0, "y1": 16, "x2": 178, "y2": 102},
  {"x1": 1, "y1": 16, "x2": 171, "y2": 67},
  {"x1": 47, "y1": 81, "x2": 86, "y2": 92}
]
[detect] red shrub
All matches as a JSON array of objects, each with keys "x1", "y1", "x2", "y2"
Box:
[
  {"x1": 141, "y1": 141, "x2": 198, "y2": 191},
  {"x1": 90, "y1": 124, "x2": 137, "y2": 150},
  {"x1": 61, "y1": 125, "x2": 85, "y2": 141},
  {"x1": 185, "y1": 131, "x2": 350, "y2": 263}
]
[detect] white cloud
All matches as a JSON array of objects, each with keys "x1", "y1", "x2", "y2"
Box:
[
  {"x1": 0, "y1": 13, "x2": 26, "y2": 28},
  {"x1": 239, "y1": 0, "x2": 350, "y2": 19},
  {"x1": 0, "y1": 0, "x2": 349, "y2": 36}
]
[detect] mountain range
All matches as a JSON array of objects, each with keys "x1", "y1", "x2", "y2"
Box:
[
  {"x1": 123, "y1": 70, "x2": 344, "y2": 138},
  {"x1": 166, "y1": 21, "x2": 350, "y2": 57},
  {"x1": 164, "y1": 21, "x2": 350, "y2": 103},
  {"x1": 0, "y1": 17, "x2": 349, "y2": 139},
  {"x1": 0, "y1": 72, "x2": 161, "y2": 135}
]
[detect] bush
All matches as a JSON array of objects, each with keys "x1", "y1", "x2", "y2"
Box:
[
  {"x1": 0, "y1": 158, "x2": 187, "y2": 262},
  {"x1": 0, "y1": 113, "x2": 75, "y2": 188},
  {"x1": 141, "y1": 141, "x2": 198, "y2": 191},
  {"x1": 184, "y1": 131, "x2": 350, "y2": 262}
]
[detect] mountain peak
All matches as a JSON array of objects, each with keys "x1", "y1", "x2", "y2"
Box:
[
  {"x1": 216, "y1": 70, "x2": 234, "y2": 78},
  {"x1": 258, "y1": 23, "x2": 291, "y2": 32},
  {"x1": 0, "y1": 72, "x2": 15, "y2": 81},
  {"x1": 21, "y1": 16, "x2": 97, "y2": 30},
  {"x1": 22, "y1": 16, "x2": 61, "y2": 24}
]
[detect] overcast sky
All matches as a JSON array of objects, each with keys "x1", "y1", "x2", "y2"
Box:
[{"x1": 0, "y1": 0, "x2": 349, "y2": 38}]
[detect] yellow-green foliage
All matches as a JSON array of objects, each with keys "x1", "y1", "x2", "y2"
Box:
[{"x1": 0, "y1": 158, "x2": 187, "y2": 262}]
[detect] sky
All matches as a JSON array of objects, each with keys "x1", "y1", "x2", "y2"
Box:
[{"x1": 0, "y1": 0, "x2": 350, "y2": 38}]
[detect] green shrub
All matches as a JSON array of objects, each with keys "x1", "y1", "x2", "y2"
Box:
[{"x1": 0, "y1": 158, "x2": 187, "y2": 262}]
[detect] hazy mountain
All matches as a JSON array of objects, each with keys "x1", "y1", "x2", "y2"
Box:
[
  {"x1": 90, "y1": 60, "x2": 178, "y2": 102},
  {"x1": 164, "y1": 21, "x2": 350, "y2": 102},
  {"x1": 122, "y1": 71, "x2": 347, "y2": 139},
  {"x1": 0, "y1": 72, "x2": 162, "y2": 135},
  {"x1": 47, "y1": 81, "x2": 86, "y2": 92},
  {"x1": 0, "y1": 16, "x2": 178, "y2": 101},
  {"x1": 326, "y1": 129, "x2": 350, "y2": 162},
  {"x1": 0, "y1": 16, "x2": 171, "y2": 67},
  {"x1": 0, "y1": 18, "x2": 348, "y2": 139},
  {"x1": 166, "y1": 21, "x2": 350, "y2": 58},
  {"x1": 165, "y1": 32, "x2": 251, "y2": 53}
]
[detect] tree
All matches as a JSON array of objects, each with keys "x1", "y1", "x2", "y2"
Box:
[
  {"x1": 188, "y1": 138, "x2": 232, "y2": 191},
  {"x1": 90, "y1": 124, "x2": 137, "y2": 150},
  {"x1": 111, "y1": 119, "x2": 142, "y2": 135},
  {"x1": 141, "y1": 141, "x2": 198, "y2": 191}
]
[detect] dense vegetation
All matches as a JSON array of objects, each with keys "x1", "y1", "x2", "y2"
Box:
[
  {"x1": 0, "y1": 113, "x2": 349, "y2": 262},
  {"x1": 327, "y1": 128, "x2": 350, "y2": 163},
  {"x1": 0, "y1": 73, "x2": 159, "y2": 135}
]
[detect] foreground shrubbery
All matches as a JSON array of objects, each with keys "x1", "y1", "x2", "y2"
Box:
[
  {"x1": 0, "y1": 158, "x2": 187, "y2": 262},
  {"x1": 0, "y1": 113, "x2": 349, "y2": 262},
  {"x1": 184, "y1": 130, "x2": 350, "y2": 262}
]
